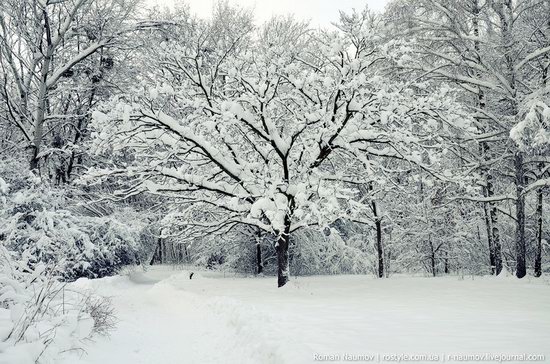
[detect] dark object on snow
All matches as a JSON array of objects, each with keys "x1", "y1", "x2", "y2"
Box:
[{"x1": 189, "y1": 272, "x2": 194, "y2": 280}]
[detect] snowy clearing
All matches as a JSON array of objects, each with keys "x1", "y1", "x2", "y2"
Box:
[{"x1": 58, "y1": 267, "x2": 550, "y2": 364}]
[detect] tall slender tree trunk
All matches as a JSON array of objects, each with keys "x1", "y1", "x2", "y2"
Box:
[
  {"x1": 67, "y1": 87, "x2": 97, "y2": 181},
  {"x1": 473, "y1": 0, "x2": 503, "y2": 275},
  {"x1": 256, "y1": 242, "x2": 263, "y2": 274},
  {"x1": 367, "y1": 182, "x2": 384, "y2": 278},
  {"x1": 385, "y1": 246, "x2": 391, "y2": 278},
  {"x1": 150, "y1": 237, "x2": 163, "y2": 265},
  {"x1": 534, "y1": 165, "x2": 544, "y2": 277},
  {"x1": 429, "y1": 237, "x2": 436, "y2": 277},
  {"x1": 515, "y1": 151, "x2": 527, "y2": 278},
  {"x1": 484, "y1": 155, "x2": 502, "y2": 275},
  {"x1": 30, "y1": 10, "x2": 53, "y2": 171},
  {"x1": 535, "y1": 27, "x2": 549, "y2": 277},
  {"x1": 373, "y1": 200, "x2": 384, "y2": 278},
  {"x1": 483, "y1": 189, "x2": 496, "y2": 273},
  {"x1": 255, "y1": 229, "x2": 263, "y2": 275},
  {"x1": 493, "y1": 220, "x2": 502, "y2": 275},
  {"x1": 497, "y1": 0, "x2": 525, "y2": 278},
  {"x1": 30, "y1": 62, "x2": 51, "y2": 171}
]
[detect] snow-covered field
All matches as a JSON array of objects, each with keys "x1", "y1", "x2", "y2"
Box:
[{"x1": 59, "y1": 267, "x2": 550, "y2": 364}]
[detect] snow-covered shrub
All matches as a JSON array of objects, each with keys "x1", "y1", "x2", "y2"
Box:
[
  {"x1": 66, "y1": 212, "x2": 146, "y2": 279},
  {"x1": 0, "y1": 158, "x2": 146, "y2": 280},
  {"x1": 0, "y1": 246, "x2": 113, "y2": 364},
  {"x1": 290, "y1": 228, "x2": 372, "y2": 275},
  {"x1": 0, "y1": 159, "x2": 118, "y2": 362},
  {"x1": 188, "y1": 229, "x2": 257, "y2": 273}
]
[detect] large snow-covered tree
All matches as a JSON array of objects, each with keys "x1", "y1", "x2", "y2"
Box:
[{"x1": 88, "y1": 7, "x2": 473, "y2": 286}]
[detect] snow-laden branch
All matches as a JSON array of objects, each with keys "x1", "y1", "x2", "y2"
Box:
[
  {"x1": 524, "y1": 178, "x2": 550, "y2": 194},
  {"x1": 152, "y1": 167, "x2": 252, "y2": 199},
  {"x1": 141, "y1": 111, "x2": 254, "y2": 192},
  {"x1": 515, "y1": 46, "x2": 550, "y2": 72},
  {"x1": 449, "y1": 194, "x2": 516, "y2": 203},
  {"x1": 46, "y1": 41, "x2": 107, "y2": 89}
]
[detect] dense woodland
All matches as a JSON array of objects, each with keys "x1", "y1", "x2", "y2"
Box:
[{"x1": 1, "y1": 0, "x2": 549, "y2": 294}]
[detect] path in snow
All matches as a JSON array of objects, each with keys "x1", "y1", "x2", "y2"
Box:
[
  {"x1": 59, "y1": 267, "x2": 550, "y2": 364},
  {"x1": 58, "y1": 269, "x2": 262, "y2": 364}
]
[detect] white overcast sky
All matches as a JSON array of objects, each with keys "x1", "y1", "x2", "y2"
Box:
[{"x1": 147, "y1": 0, "x2": 389, "y2": 27}]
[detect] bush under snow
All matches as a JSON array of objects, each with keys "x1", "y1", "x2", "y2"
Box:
[
  {"x1": 0, "y1": 159, "x2": 146, "y2": 280},
  {"x1": 0, "y1": 246, "x2": 114, "y2": 364}
]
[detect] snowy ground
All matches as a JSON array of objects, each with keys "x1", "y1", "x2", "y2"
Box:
[{"x1": 58, "y1": 267, "x2": 550, "y2": 364}]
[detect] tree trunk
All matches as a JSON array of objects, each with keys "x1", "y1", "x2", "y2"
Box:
[
  {"x1": 483, "y1": 195, "x2": 495, "y2": 274},
  {"x1": 515, "y1": 152, "x2": 526, "y2": 278},
  {"x1": 367, "y1": 181, "x2": 384, "y2": 278},
  {"x1": 255, "y1": 231, "x2": 263, "y2": 275},
  {"x1": 429, "y1": 238, "x2": 436, "y2": 277},
  {"x1": 495, "y1": 0, "x2": 526, "y2": 278},
  {"x1": 275, "y1": 204, "x2": 293, "y2": 287},
  {"x1": 67, "y1": 88, "x2": 96, "y2": 181},
  {"x1": 256, "y1": 242, "x2": 263, "y2": 274},
  {"x1": 30, "y1": 10, "x2": 54, "y2": 171},
  {"x1": 535, "y1": 21, "x2": 549, "y2": 276},
  {"x1": 276, "y1": 227, "x2": 290, "y2": 288},
  {"x1": 149, "y1": 238, "x2": 163, "y2": 265},
  {"x1": 474, "y1": 0, "x2": 503, "y2": 276},
  {"x1": 534, "y1": 175, "x2": 543, "y2": 278},
  {"x1": 385, "y1": 247, "x2": 391, "y2": 278},
  {"x1": 30, "y1": 64, "x2": 50, "y2": 171},
  {"x1": 491, "y1": 210, "x2": 503, "y2": 275},
  {"x1": 373, "y1": 201, "x2": 384, "y2": 278},
  {"x1": 486, "y1": 175, "x2": 503, "y2": 275}
]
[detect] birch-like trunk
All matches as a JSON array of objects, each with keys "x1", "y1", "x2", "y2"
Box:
[{"x1": 30, "y1": 10, "x2": 53, "y2": 171}]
